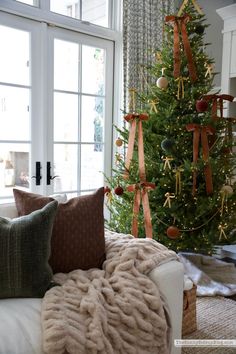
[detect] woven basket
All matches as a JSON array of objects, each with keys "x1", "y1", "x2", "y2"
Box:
[{"x1": 182, "y1": 284, "x2": 197, "y2": 336}]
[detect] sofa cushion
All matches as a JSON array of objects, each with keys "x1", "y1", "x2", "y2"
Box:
[
  {"x1": 13, "y1": 188, "x2": 105, "y2": 273},
  {"x1": 0, "y1": 201, "x2": 58, "y2": 298},
  {"x1": 14, "y1": 190, "x2": 54, "y2": 216}
]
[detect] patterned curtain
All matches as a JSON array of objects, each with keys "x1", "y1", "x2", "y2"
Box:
[{"x1": 123, "y1": 0, "x2": 175, "y2": 111}]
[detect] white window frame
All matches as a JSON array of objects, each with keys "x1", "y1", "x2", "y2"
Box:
[
  {"x1": 0, "y1": 0, "x2": 122, "y2": 40},
  {"x1": 0, "y1": 0, "x2": 123, "y2": 200}
]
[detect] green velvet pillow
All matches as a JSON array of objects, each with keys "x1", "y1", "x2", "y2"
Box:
[{"x1": 0, "y1": 200, "x2": 58, "y2": 298}]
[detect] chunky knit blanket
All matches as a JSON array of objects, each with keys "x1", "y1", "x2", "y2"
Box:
[{"x1": 42, "y1": 230, "x2": 178, "y2": 354}]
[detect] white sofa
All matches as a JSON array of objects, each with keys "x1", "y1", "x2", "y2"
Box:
[{"x1": 0, "y1": 203, "x2": 184, "y2": 354}]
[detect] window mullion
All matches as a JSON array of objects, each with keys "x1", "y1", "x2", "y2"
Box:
[
  {"x1": 30, "y1": 21, "x2": 49, "y2": 194},
  {"x1": 45, "y1": 23, "x2": 54, "y2": 196},
  {"x1": 80, "y1": 0, "x2": 82, "y2": 21},
  {"x1": 77, "y1": 43, "x2": 82, "y2": 194},
  {"x1": 39, "y1": 0, "x2": 50, "y2": 11}
]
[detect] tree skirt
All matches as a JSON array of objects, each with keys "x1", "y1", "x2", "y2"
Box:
[{"x1": 182, "y1": 297, "x2": 236, "y2": 354}]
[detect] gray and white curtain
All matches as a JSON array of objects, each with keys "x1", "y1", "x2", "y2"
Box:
[{"x1": 123, "y1": 0, "x2": 175, "y2": 111}]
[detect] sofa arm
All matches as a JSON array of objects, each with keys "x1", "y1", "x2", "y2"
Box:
[
  {"x1": 0, "y1": 203, "x2": 18, "y2": 219},
  {"x1": 148, "y1": 260, "x2": 184, "y2": 354}
]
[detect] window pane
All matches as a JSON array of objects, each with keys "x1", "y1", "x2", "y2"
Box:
[
  {"x1": 0, "y1": 26, "x2": 30, "y2": 86},
  {"x1": 15, "y1": 0, "x2": 38, "y2": 5},
  {"x1": 50, "y1": 0, "x2": 80, "y2": 20},
  {"x1": 54, "y1": 144, "x2": 78, "y2": 192},
  {"x1": 82, "y1": 0, "x2": 109, "y2": 27},
  {"x1": 0, "y1": 143, "x2": 30, "y2": 197},
  {"x1": 81, "y1": 95, "x2": 104, "y2": 142},
  {"x1": 81, "y1": 144, "x2": 103, "y2": 190},
  {"x1": 82, "y1": 46, "x2": 105, "y2": 95},
  {"x1": 50, "y1": 0, "x2": 109, "y2": 28},
  {"x1": 0, "y1": 85, "x2": 30, "y2": 141},
  {"x1": 80, "y1": 191, "x2": 93, "y2": 195},
  {"x1": 65, "y1": 192, "x2": 78, "y2": 200},
  {"x1": 54, "y1": 93, "x2": 78, "y2": 141},
  {"x1": 54, "y1": 39, "x2": 79, "y2": 92}
]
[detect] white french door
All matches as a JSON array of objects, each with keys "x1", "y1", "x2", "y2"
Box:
[
  {"x1": 0, "y1": 12, "x2": 114, "y2": 202},
  {"x1": 47, "y1": 27, "x2": 113, "y2": 197}
]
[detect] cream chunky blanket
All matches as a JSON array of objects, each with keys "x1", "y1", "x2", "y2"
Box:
[{"x1": 42, "y1": 230, "x2": 178, "y2": 354}]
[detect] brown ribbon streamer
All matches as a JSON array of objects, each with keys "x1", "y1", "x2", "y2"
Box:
[
  {"x1": 127, "y1": 183, "x2": 155, "y2": 238},
  {"x1": 186, "y1": 123, "x2": 215, "y2": 196},
  {"x1": 124, "y1": 112, "x2": 155, "y2": 238},
  {"x1": 165, "y1": 14, "x2": 197, "y2": 82},
  {"x1": 203, "y1": 94, "x2": 234, "y2": 120},
  {"x1": 123, "y1": 113, "x2": 148, "y2": 179}
]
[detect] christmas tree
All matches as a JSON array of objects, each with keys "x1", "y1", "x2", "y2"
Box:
[{"x1": 105, "y1": 0, "x2": 236, "y2": 253}]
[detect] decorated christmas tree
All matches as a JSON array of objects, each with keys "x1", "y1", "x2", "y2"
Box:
[{"x1": 105, "y1": 0, "x2": 236, "y2": 253}]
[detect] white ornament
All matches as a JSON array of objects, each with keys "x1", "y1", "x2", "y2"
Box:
[
  {"x1": 220, "y1": 185, "x2": 233, "y2": 196},
  {"x1": 156, "y1": 76, "x2": 168, "y2": 89}
]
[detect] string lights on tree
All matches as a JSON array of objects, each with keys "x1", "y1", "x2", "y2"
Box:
[{"x1": 105, "y1": 0, "x2": 236, "y2": 253}]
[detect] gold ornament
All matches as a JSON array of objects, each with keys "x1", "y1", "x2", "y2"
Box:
[
  {"x1": 105, "y1": 191, "x2": 112, "y2": 204},
  {"x1": 115, "y1": 152, "x2": 122, "y2": 165},
  {"x1": 178, "y1": 0, "x2": 203, "y2": 17},
  {"x1": 162, "y1": 156, "x2": 173, "y2": 170},
  {"x1": 204, "y1": 63, "x2": 214, "y2": 78},
  {"x1": 175, "y1": 76, "x2": 188, "y2": 100},
  {"x1": 220, "y1": 185, "x2": 233, "y2": 216},
  {"x1": 148, "y1": 99, "x2": 158, "y2": 113},
  {"x1": 218, "y1": 224, "x2": 228, "y2": 241},
  {"x1": 104, "y1": 187, "x2": 112, "y2": 204},
  {"x1": 173, "y1": 166, "x2": 184, "y2": 195},
  {"x1": 115, "y1": 138, "x2": 123, "y2": 147},
  {"x1": 163, "y1": 192, "x2": 175, "y2": 208},
  {"x1": 156, "y1": 51, "x2": 162, "y2": 62}
]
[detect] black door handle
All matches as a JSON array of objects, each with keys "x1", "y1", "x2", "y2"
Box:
[
  {"x1": 47, "y1": 162, "x2": 59, "y2": 185},
  {"x1": 31, "y1": 161, "x2": 41, "y2": 185}
]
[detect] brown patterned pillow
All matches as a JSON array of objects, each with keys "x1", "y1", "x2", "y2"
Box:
[{"x1": 13, "y1": 188, "x2": 105, "y2": 274}]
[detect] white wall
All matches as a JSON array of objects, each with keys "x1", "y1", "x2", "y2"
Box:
[{"x1": 198, "y1": 0, "x2": 235, "y2": 87}]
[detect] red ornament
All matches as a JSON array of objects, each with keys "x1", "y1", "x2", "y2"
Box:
[
  {"x1": 166, "y1": 226, "x2": 180, "y2": 239},
  {"x1": 104, "y1": 186, "x2": 111, "y2": 195},
  {"x1": 196, "y1": 99, "x2": 208, "y2": 113},
  {"x1": 221, "y1": 147, "x2": 231, "y2": 155},
  {"x1": 114, "y1": 186, "x2": 124, "y2": 196}
]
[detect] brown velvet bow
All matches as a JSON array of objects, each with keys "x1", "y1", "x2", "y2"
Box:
[
  {"x1": 165, "y1": 14, "x2": 197, "y2": 82},
  {"x1": 124, "y1": 112, "x2": 155, "y2": 238},
  {"x1": 186, "y1": 123, "x2": 215, "y2": 196},
  {"x1": 203, "y1": 94, "x2": 234, "y2": 120}
]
